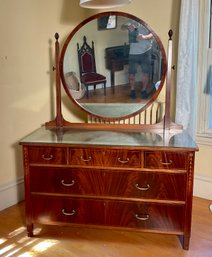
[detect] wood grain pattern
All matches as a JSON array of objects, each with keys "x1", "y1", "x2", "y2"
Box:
[
  {"x1": 69, "y1": 148, "x2": 141, "y2": 168},
  {"x1": 144, "y1": 151, "x2": 187, "y2": 170},
  {"x1": 30, "y1": 196, "x2": 185, "y2": 232},
  {"x1": 22, "y1": 142, "x2": 196, "y2": 250},
  {"x1": 30, "y1": 167, "x2": 186, "y2": 200},
  {"x1": 28, "y1": 146, "x2": 67, "y2": 165}
]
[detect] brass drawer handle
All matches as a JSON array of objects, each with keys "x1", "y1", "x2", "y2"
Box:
[
  {"x1": 41, "y1": 154, "x2": 53, "y2": 161},
  {"x1": 80, "y1": 156, "x2": 92, "y2": 162},
  {"x1": 61, "y1": 179, "x2": 75, "y2": 187},
  {"x1": 159, "y1": 159, "x2": 173, "y2": 165},
  {"x1": 117, "y1": 157, "x2": 129, "y2": 164},
  {"x1": 62, "y1": 209, "x2": 76, "y2": 216},
  {"x1": 135, "y1": 214, "x2": 150, "y2": 221},
  {"x1": 135, "y1": 183, "x2": 150, "y2": 191}
]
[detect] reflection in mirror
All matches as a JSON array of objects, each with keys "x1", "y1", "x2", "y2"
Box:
[
  {"x1": 98, "y1": 15, "x2": 117, "y2": 30},
  {"x1": 61, "y1": 12, "x2": 166, "y2": 119}
]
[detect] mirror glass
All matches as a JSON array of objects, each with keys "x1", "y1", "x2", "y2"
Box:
[{"x1": 60, "y1": 12, "x2": 167, "y2": 120}]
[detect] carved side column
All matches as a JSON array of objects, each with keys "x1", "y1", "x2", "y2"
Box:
[
  {"x1": 179, "y1": 152, "x2": 195, "y2": 250},
  {"x1": 23, "y1": 146, "x2": 33, "y2": 236}
]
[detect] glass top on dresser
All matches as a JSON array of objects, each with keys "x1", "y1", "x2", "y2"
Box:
[{"x1": 20, "y1": 126, "x2": 198, "y2": 150}]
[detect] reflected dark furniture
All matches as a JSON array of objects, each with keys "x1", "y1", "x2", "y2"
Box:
[
  {"x1": 77, "y1": 36, "x2": 106, "y2": 98},
  {"x1": 105, "y1": 44, "x2": 129, "y2": 92},
  {"x1": 105, "y1": 43, "x2": 162, "y2": 92}
]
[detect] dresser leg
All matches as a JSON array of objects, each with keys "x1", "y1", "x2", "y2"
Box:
[
  {"x1": 178, "y1": 235, "x2": 190, "y2": 250},
  {"x1": 27, "y1": 223, "x2": 34, "y2": 237}
]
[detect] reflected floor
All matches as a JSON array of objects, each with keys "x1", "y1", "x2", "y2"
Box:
[{"x1": 78, "y1": 83, "x2": 155, "y2": 104}]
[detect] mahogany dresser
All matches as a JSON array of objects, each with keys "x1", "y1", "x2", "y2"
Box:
[{"x1": 20, "y1": 126, "x2": 198, "y2": 250}]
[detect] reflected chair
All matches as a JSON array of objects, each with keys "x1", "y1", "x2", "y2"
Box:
[{"x1": 77, "y1": 36, "x2": 106, "y2": 98}]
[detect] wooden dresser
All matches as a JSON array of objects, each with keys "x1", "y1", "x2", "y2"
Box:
[
  {"x1": 20, "y1": 127, "x2": 198, "y2": 250},
  {"x1": 20, "y1": 11, "x2": 198, "y2": 250}
]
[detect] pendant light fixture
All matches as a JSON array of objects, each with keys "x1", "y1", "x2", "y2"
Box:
[{"x1": 79, "y1": 0, "x2": 131, "y2": 9}]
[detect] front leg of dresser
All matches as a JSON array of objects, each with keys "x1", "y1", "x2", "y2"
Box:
[
  {"x1": 178, "y1": 235, "x2": 190, "y2": 250},
  {"x1": 26, "y1": 222, "x2": 34, "y2": 237}
]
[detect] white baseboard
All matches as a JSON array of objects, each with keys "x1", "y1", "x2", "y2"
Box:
[
  {"x1": 193, "y1": 174, "x2": 212, "y2": 200},
  {"x1": 0, "y1": 175, "x2": 211, "y2": 211},
  {"x1": 0, "y1": 177, "x2": 25, "y2": 211}
]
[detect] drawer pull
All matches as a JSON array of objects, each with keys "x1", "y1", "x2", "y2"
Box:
[
  {"x1": 135, "y1": 183, "x2": 150, "y2": 191},
  {"x1": 62, "y1": 209, "x2": 76, "y2": 216},
  {"x1": 117, "y1": 157, "x2": 129, "y2": 164},
  {"x1": 160, "y1": 159, "x2": 173, "y2": 165},
  {"x1": 135, "y1": 214, "x2": 150, "y2": 221},
  {"x1": 61, "y1": 179, "x2": 75, "y2": 187},
  {"x1": 42, "y1": 154, "x2": 53, "y2": 161},
  {"x1": 80, "y1": 156, "x2": 92, "y2": 162}
]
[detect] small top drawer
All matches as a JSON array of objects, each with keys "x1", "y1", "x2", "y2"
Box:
[
  {"x1": 28, "y1": 146, "x2": 67, "y2": 164},
  {"x1": 104, "y1": 149, "x2": 140, "y2": 168},
  {"x1": 69, "y1": 148, "x2": 104, "y2": 166},
  {"x1": 144, "y1": 151, "x2": 187, "y2": 170},
  {"x1": 69, "y1": 148, "x2": 140, "y2": 168}
]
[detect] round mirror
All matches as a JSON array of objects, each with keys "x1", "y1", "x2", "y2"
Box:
[{"x1": 60, "y1": 11, "x2": 167, "y2": 120}]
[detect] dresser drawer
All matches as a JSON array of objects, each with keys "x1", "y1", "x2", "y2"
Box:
[
  {"x1": 31, "y1": 196, "x2": 184, "y2": 232},
  {"x1": 69, "y1": 148, "x2": 140, "y2": 168},
  {"x1": 69, "y1": 148, "x2": 103, "y2": 166},
  {"x1": 28, "y1": 146, "x2": 67, "y2": 165},
  {"x1": 104, "y1": 149, "x2": 140, "y2": 168},
  {"x1": 123, "y1": 171, "x2": 186, "y2": 200},
  {"x1": 30, "y1": 167, "x2": 186, "y2": 201},
  {"x1": 144, "y1": 151, "x2": 187, "y2": 170}
]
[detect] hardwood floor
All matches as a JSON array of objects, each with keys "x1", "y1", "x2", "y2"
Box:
[{"x1": 0, "y1": 197, "x2": 212, "y2": 257}]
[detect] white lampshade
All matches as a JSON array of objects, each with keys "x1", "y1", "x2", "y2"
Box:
[{"x1": 79, "y1": 0, "x2": 131, "y2": 9}]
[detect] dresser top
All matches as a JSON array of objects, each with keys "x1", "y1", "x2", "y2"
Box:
[{"x1": 20, "y1": 126, "x2": 198, "y2": 150}]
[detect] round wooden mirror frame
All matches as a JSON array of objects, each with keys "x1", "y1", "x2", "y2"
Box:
[{"x1": 59, "y1": 11, "x2": 167, "y2": 122}]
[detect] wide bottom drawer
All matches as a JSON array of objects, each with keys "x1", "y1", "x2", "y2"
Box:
[{"x1": 31, "y1": 196, "x2": 185, "y2": 232}]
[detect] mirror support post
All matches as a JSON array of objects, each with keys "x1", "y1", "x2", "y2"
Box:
[
  {"x1": 46, "y1": 33, "x2": 72, "y2": 128},
  {"x1": 164, "y1": 30, "x2": 173, "y2": 130},
  {"x1": 163, "y1": 30, "x2": 182, "y2": 131}
]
